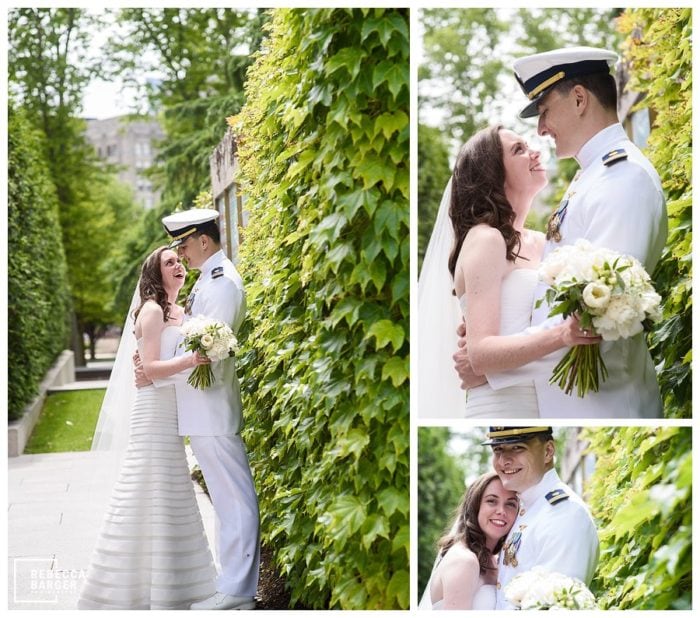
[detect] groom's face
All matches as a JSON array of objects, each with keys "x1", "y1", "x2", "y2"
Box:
[
  {"x1": 536, "y1": 89, "x2": 579, "y2": 159},
  {"x1": 491, "y1": 438, "x2": 554, "y2": 493},
  {"x1": 177, "y1": 234, "x2": 205, "y2": 269}
]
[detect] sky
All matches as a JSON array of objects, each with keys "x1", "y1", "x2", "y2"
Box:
[{"x1": 82, "y1": 80, "x2": 139, "y2": 119}]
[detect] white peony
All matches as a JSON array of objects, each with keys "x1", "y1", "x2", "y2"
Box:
[
  {"x1": 200, "y1": 334, "x2": 214, "y2": 349},
  {"x1": 593, "y1": 296, "x2": 645, "y2": 340}
]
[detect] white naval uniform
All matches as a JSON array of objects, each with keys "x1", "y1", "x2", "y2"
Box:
[
  {"x1": 495, "y1": 469, "x2": 599, "y2": 609},
  {"x1": 153, "y1": 250, "x2": 260, "y2": 597},
  {"x1": 487, "y1": 123, "x2": 667, "y2": 418}
]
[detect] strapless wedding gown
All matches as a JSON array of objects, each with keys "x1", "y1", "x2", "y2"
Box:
[
  {"x1": 460, "y1": 268, "x2": 540, "y2": 417},
  {"x1": 429, "y1": 584, "x2": 497, "y2": 610},
  {"x1": 77, "y1": 326, "x2": 216, "y2": 609}
]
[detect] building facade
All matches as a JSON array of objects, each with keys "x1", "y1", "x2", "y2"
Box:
[
  {"x1": 210, "y1": 128, "x2": 248, "y2": 262},
  {"x1": 85, "y1": 116, "x2": 164, "y2": 209}
]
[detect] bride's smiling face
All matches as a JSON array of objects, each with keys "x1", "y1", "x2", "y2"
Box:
[
  {"x1": 500, "y1": 129, "x2": 548, "y2": 202},
  {"x1": 477, "y1": 478, "x2": 518, "y2": 545},
  {"x1": 160, "y1": 249, "x2": 186, "y2": 294}
]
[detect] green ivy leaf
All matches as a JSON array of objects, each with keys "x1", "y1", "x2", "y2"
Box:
[
  {"x1": 354, "y1": 153, "x2": 396, "y2": 190},
  {"x1": 381, "y1": 355, "x2": 408, "y2": 386},
  {"x1": 325, "y1": 48, "x2": 366, "y2": 80},
  {"x1": 327, "y1": 494, "x2": 367, "y2": 536},
  {"x1": 367, "y1": 319, "x2": 404, "y2": 351},
  {"x1": 372, "y1": 59, "x2": 408, "y2": 99}
]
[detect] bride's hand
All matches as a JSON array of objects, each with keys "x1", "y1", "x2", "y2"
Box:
[
  {"x1": 561, "y1": 315, "x2": 603, "y2": 347},
  {"x1": 191, "y1": 351, "x2": 211, "y2": 367}
]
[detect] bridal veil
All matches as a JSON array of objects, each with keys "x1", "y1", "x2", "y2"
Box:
[{"x1": 417, "y1": 179, "x2": 467, "y2": 418}]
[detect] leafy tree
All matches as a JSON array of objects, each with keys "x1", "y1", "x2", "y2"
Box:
[
  {"x1": 617, "y1": 8, "x2": 691, "y2": 418},
  {"x1": 8, "y1": 103, "x2": 71, "y2": 420},
  {"x1": 108, "y1": 8, "x2": 268, "y2": 208},
  {"x1": 417, "y1": 428, "x2": 467, "y2": 597},
  {"x1": 583, "y1": 426, "x2": 691, "y2": 609},
  {"x1": 234, "y1": 8, "x2": 409, "y2": 609},
  {"x1": 419, "y1": 8, "x2": 620, "y2": 147},
  {"x1": 75, "y1": 177, "x2": 141, "y2": 359},
  {"x1": 8, "y1": 8, "x2": 131, "y2": 365},
  {"x1": 417, "y1": 123, "x2": 451, "y2": 268}
]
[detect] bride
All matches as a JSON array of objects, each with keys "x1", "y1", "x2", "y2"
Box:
[
  {"x1": 78, "y1": 247, "x2": 216, "y2": 609},
  {"x1": 420, "y1": 472, "x2": 518, "y2": 610},
  {"x1": 418, "y1": 125, "x2": 599, "y2": 418}
]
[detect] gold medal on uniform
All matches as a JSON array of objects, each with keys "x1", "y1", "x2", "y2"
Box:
[
  {"x1": 546, "y1": 200, "x2": 568, "y2": 242},
  {"x1": 185, "y1": 291, "x2": 196, "y2": 315},
  {"x1": 502, "y1": 525, "x2": 526, "y2": 567}
]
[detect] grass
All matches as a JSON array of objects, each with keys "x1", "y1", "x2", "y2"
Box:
[{"x1": 24, "y1": 389, "x2": 106, "y2": 454}]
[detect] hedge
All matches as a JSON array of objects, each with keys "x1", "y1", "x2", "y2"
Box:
[
  {"x1": 233, "y1": 8, "x2": 409, "y2": 609},
  {"x1": 8, "y1": 103, "x2": 71, "y2": 421}
]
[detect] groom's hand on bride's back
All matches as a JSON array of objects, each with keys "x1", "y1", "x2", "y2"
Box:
[{"x1": 453, "y1": 322, "x2": 487, "y2": 389}]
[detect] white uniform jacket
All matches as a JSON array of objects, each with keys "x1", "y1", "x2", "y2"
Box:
[
  {"x1": 495, "y1": 469, "x2": 599, "y2": 609},
  {"x1": 487, "y1": 123, "x2": 667, "y2": 418},
  {"x1": 154, "y1": 250, "x2": 246, "y2": 436}
]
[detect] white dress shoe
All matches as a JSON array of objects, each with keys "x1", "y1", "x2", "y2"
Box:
[{"x1": 190, "y1": 592, "x2": 256, "y2": 610}]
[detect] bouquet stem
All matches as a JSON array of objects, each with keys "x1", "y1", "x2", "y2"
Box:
[
  {"x1": 550, "y1": 344, "x2": 609, "y2": 397},
  {"x1": 187, "y1": 365, "x2": 215, "y2": 389}
]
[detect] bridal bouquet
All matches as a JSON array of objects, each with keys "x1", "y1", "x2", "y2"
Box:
[
  {"x1": 180, "y1": 316, "x2": 239, "y2": 389},
  {"x1": 504, "y1": 567, "x2": 597, "y2": 609},
  {"x1": 538, "y1": 239, "x2": 662, "y2": 397}
]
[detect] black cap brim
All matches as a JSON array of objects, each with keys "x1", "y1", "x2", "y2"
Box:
[{"x1": 519, "y1": 98, "x2": 541, "y2": 119}]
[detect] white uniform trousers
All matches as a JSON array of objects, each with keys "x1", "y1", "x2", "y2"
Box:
[{"x1": 190, "y1": 435, "x2": 260, "y2": 596}]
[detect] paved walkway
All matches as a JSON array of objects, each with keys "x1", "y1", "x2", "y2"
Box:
[
  {"x1": 7, "y1": 450, "x2": 216, "y2": 609},
  {"x1": 8, "y1": 337, "x2": 218, "y2": 609}
]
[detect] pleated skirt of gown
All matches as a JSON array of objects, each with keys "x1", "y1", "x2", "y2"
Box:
[{"x1": 77, "y1": 385, "x2": 217, "y2": 609}]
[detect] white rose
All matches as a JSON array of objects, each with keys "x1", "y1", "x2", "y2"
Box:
[
  {"x1": 200, "y1": 333, "x2": 214, "y2": 349},
  {"x1": 582, "y1": 281, "x2": 611, "y2": 310}
]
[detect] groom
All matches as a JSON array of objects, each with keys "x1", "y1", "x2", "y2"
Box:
[
  {"x1": 137, "y1": 209, "x2": 260, "y2": 610},
  {"x1": 482, "y1": 426, "x2": 598, "y2": 609},
  {"x1": 455, "y1": 46, "x2": 667, "y2": 417}
]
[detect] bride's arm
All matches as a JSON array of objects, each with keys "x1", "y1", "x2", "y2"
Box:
[
  {"x1": 138, "y1": 302, "x2": 205, "y2": 381},
  {"x1": 461, "y1": 227, "x2": 594, "y2": 376}
]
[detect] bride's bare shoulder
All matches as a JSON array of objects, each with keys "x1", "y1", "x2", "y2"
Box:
[
  {"x1": 458, "y1": 224, "x2": 508, "y2": 270},
  {"x1": 441, "y1": 542, "x2": 480, "y2": 572}
]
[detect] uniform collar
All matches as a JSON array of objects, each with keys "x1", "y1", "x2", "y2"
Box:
[
  {"x1": 198, "y1": 249, "x2": 225, "y2": 277},
  {"x1": 575, "y1": 123, "x2": 627, "y2": 170},
  {"x1": 518, "y1": 468, "x2": 560, "y2": 509}
]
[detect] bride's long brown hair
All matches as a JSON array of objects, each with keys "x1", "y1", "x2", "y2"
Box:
[
  {"x1": 448, "y1": 125, "x2": 522, "y2": 278},
  {"x1": 437, "y1": 472, "x2": 511, "y2": 574},
  {"x1": 133, "y1": 246, "x2": 173, "y2": 323}
]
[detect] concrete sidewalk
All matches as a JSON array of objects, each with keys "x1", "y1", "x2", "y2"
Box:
[{"x1": 8, "y1": 450, "x2": 216, "y2": 610}]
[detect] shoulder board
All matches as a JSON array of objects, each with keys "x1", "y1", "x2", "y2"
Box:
[
  {"x1": 211, "y1": 266, "x2": 224, "y2": 279},
  {"x1": 545, "y1": 489, "x2": 569, "y2": 505},
  {"x1": 602, "y1": 148, "x2": 628, "y2": 167}
]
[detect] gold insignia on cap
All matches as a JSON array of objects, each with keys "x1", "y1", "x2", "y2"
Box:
[{"x1": 528, "y1": 70, "x2": 566, "y2": 99}]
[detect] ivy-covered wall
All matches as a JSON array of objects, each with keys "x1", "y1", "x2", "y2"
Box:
[
  {"x1": 8, "y1": 103, "x2": 71, "y2": 421},
  {"x1": 584, "y1": 426, "x2": 691, "y2": 609},
  {"x1": 233, "y1": 8, "x2": 409, "y2": 609},
  {"x1": 618, "y1": 8, "x2": 692, "y2": 418}
]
